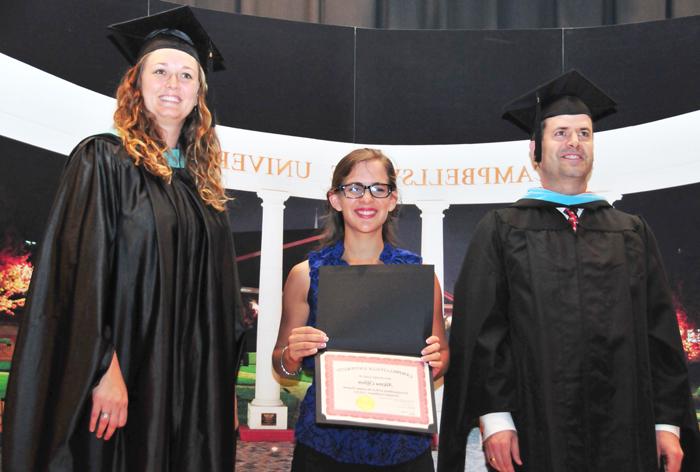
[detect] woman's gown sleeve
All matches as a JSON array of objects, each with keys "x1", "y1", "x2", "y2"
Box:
[{"x1": 3, "y1": 136, "x2": 121, "y2": 471}]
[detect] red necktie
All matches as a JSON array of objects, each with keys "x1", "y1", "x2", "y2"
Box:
[{"x1": 563, "y1": 208, "x2": 578, "y2": 232}]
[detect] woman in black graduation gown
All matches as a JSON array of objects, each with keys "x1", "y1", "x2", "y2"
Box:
[{"x1": 3, "y1": 7, "x2": 241, "y2": 471}]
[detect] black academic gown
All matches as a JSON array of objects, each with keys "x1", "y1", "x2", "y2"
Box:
[
  {"x1": 3, "y1": 134, "x2": 241, "y2": 472},
  {"x1": 438, "y1": 199, "x2": 699, "y2": 472}
]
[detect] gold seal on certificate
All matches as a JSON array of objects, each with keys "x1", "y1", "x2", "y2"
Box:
[
  {"x1": 315, "y1": 351, "x2": 436, "y2": 433},
  {"x1": 314, "y1": 264, "x2": 437, "y2": 433}
]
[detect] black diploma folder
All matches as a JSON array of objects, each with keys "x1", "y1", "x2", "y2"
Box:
[{"x1": 316, "y1": 264, "x2": 434, "y2": 356}]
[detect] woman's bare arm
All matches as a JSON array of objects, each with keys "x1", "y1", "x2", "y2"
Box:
[{"x1": 272, "y1": 261, "x2": 328, "y2": 377}]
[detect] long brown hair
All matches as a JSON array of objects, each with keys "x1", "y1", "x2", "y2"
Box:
[
  {"x1": 320, "y1": 148, "x2": 399, "y2": 247},
  {"x1": 113, "y1": 53, "x2": 228, "y2": 211}
]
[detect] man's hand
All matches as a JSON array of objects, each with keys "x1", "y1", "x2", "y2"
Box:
[
  {"x1": 657, "y1": 430, "x2": 683, "y2": 472},
  {"x1": 483, "y1": 430, "x2": 522, "y2": 472}
]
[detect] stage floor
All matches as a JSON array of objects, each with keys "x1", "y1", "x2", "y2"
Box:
[
  {"x1": 236, "y1": 427, "x2": 488, "y2": 471},
  {"x1": 236, "y1": 440, "x2": 295, "y2": 471},
  {"x1": 0, "y1": 433, "x2": 485, "y2": 471}
]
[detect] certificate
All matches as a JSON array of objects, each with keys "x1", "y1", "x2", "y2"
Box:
[{"x1": 315, "y1": 350, "x2": 436, "y2": 433}]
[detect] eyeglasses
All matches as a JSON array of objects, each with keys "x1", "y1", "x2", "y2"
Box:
[{"x1": 335, "y1": 182, "x2": 395, "y2": 199}]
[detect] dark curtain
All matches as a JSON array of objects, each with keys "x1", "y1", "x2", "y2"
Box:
[{"x1": 173, "y1": 0, "x2": 700, "y2": 29}]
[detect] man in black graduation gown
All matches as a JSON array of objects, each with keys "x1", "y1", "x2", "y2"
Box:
[{"x1": 438, "y1": 70, "x2": 699, "y2": 472}]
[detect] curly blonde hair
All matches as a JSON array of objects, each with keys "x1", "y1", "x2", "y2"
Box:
[{"x1": 113, "y1": 53, "x2": 228, "y2": 211}]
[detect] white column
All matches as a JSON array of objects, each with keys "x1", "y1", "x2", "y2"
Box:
[
  {"x1": 248, "y1": 189, "x2": 290, "y2": 429},
  {"x1": 415, "y1": 200, "x2": 450, "y2": 430},
  {"x1": 415, "y1": 200, "x2": 450, "y2": 290}
]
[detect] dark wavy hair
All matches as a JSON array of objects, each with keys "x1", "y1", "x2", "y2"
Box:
[
  {"x1": 113, "y1": 52, "x2": 228, "y2": 211},
  {"x1": 320, "y1": 148, "x2": 399, "y2": 247}
]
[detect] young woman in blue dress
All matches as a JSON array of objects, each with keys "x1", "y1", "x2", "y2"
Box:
[{"x1": 273, "y1": 148, "x2": 449, "y2": 471}]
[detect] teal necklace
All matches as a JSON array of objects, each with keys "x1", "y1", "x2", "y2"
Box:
[
  {"x1": 107, "y1": 129, "x2": 184, "y2": 169},
  {"x1": 165, "y1": 148, "x2": 184, "y2": 169}
]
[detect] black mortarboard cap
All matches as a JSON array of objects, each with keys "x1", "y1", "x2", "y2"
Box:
[
  {"x1": 108, "y1": 6, "x2": 224, "y2": 72},
  {"x1": 502, "y1": 70, "x2": 616, "y2": 162}
]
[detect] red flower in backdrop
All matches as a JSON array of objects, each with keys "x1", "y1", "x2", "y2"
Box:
[
  {"x1": 675, "y1": 297, "x2": 700, "y2": 363},
  {"x1": 0, "y1": 249, "x2": 33, "y2": 316}
]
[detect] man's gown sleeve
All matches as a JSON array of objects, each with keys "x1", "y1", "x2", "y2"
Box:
[
  {"x1": 641, "y1": 219, "x2": 700, "y2": 469},
  {"x1": 438, "y1": 211, "x2": 517, "y2": 471}
]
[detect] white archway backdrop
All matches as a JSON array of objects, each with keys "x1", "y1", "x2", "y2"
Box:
[
  {"x1": 4, "y1": 51, "x2": 700, "y2": 429},
  {"x1": 0, "y1": 50, "x2": 700, "y2": 429},
  {"x1": 3, "y1": 52, "x2": 700, "y2": 204}
]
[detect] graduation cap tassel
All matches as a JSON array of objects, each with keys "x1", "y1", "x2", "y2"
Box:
[
  {"x1": 206, "y1": 48, "x2": 218, "y2": 128},
  {"x1": 534, "y1": 93, "x2": 542, "y2": 163}
]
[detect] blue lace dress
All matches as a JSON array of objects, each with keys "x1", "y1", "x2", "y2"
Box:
[{"x1": 294, "y1": 241, "x2": 432, "y2": 466}]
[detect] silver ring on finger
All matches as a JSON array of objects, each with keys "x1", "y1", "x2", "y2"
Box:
[{"x1": 101, "y1": 412, "x2": 110, "y2": 420}]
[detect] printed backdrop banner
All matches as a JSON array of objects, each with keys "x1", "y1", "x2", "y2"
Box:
[{"x1": 2, "y1": 52, "x2": 700, "y2": 205}]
